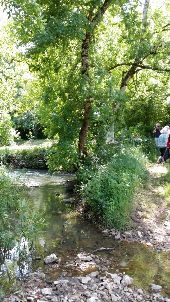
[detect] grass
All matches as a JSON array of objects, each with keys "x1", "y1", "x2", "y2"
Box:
[
  {"x1": 158, "y1": 163, "x2": 170, "y2": 207},
  {"x1": 0, "y1": 139, "x2": 55, "y2": 151}
]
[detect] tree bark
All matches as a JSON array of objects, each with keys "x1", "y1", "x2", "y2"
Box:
[
  {"x1": 78, "y1": 0, "x2": 113, "y2": 155},
  {"x1": 78, "y1": 31, "x2": 92, "y2": 156},
  {"x1": 78, "y1": 99, "x2": 92, "y2": 156},
  {"x1": 142, "y1": 0, "x2": 150, "y2": 29},
  {"x1": 120, "y1": 62, "x2": 139, "y2": 91}
]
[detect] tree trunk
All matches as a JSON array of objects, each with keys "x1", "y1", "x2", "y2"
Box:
[
  {"x1": 142, "y1": 0, "x2": 150, "y2": 29},
  {"x1": 78, "y1": 0, "x2": 113, "y2": 155},
  {"x1": 78, "y1": 99, "x2": 92, "y2": 156},
  {"x1": 78, "y1": 31, "x2": 92, "y2": 156}
]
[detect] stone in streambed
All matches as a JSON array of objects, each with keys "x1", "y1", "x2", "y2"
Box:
[
  {"x1": 44, "y1": 253, "x2": 58, "y2": 264},
  {"x1": 150, "y1": 283, "x2": 162, "y2": 292}
]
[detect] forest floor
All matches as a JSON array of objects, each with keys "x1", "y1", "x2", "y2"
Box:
[{"x1": 102, "y1": 162, "x2": 170, "y2": 252}]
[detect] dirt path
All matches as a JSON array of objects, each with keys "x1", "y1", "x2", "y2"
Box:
[{"x1": 103, "y1": 163, "x2": 170, "y2": 251}]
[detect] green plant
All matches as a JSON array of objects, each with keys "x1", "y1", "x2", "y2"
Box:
[
  {"x1": 47, "y1": 142, "x2": 79, "y2": 172},
  {"x1": 0, "y1": 167, "x2": 44, "y2": 253},
  {"x1": 12, "y1": 111, "x2": 45, "y2": 140},
  {"x1": 0, "y1": 146, "x2": 49, "y2": 169},
  {"x1": 80, "y1": 147, "x2": 148, "y2": 229},
  {"x1": 0, "y1": 112, "x2": 16, "y2": 146}
]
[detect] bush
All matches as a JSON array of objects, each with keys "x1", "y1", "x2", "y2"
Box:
[
  {"x1": 12, "y1": 111, "x2": 46, "y2": 140},
  {"x1": 80, "y1": 147, "x2": 148, "y2": 229},
  {"x1": 0, "y1": 146, "x2": 49, "y2": 169},
  {"x1": 0, "y1": 112, "x2": 16, "y2": 146},
  {"x1": 140, "y1": 138, "x2": 158, "y2": 162},
  {"x1": 47, "y1": 142, "x2": 79, "y2": 172}
]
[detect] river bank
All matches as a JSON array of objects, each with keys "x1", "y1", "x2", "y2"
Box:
[
  {"x1": 101, "y1": 164, "x2": 170, "y2": 252},
  {"x1": 1, "y1": 163, "x2": 170, "y2": 301},
  {"x1": 3, "y1": 269, "x2": 170, "y2": 302}
]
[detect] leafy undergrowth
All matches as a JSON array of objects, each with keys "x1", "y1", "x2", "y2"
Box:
[
  {"x1": 0, "y1": 139, "x2": 55, "y2": 169},
  {"x1": 79, "y1": 147, "x2": 148, "y2": 230}
]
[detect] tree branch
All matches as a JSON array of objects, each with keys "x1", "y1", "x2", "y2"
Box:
[
  {"x1": 91, "y1": 0, "x2": 113, "y2": 30},
  {"x1": 109, "y1": 62, "x2": 170, "y2": 73},
  {"x1": 109, "y1": 62, "x2": 134, "y2": 70},
  {"x1": 162, "y1": 23, "x2": 170, "y2": 32},
  {"x1": 137, "y1": 64, "x2": 170, "y2": 72}
]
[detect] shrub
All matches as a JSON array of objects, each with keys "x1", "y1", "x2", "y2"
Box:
[
  {"x1": 80, "y1": 147, "x2": 148, "y2": 229},
  {"x1": 0, "y1": 146, "x2": 49, "y2": 169},
  {"x1": 47, "y1": 142, "x2": 79, "y2": 172},
  {"x1": 12, "y1": 111, "x2": 46, "y2": 140},
  {"x1": 0, "y1": 112, "x2": 16, "y2": 146}
]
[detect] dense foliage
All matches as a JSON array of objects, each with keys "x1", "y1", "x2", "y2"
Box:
[
  {"x1": 12, "y1": 111, "x2": 45, "y2": 140},
  {"x1": 0, "y1": 0, "x2": 169, "y2": 163},
  {"x1": 0, "y1": 113, "x2": 15, "y2": 146},
  {"x1": 79, "y1": 146, "x2": 148, "y2": 229},
  {"x1": 0, "y1": 143, "x2": 51, "y2": 169},
  {"x1": 0, "y1": 1, "x2": 169, "y2": 230}
]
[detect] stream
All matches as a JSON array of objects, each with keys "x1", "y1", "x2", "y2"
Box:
[{"x1": 0, "y1": 169, "x2": 170, "y2": 296}]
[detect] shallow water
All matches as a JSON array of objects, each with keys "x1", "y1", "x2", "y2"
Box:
[{"x1": 1, "y1": 170, "x2": 170, "y2": 296}]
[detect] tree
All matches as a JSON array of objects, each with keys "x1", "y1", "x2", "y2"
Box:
[{"x1": 1, "y1": 0, "x2": 169, "y2": 165}]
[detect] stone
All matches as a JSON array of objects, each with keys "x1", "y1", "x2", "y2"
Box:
[
  {"x1": 82, "y1": 291, "x2": 92, "y2": 298},
  {"x1": 115, "y1": 232, "x2": 121, "y2": 240},
  {"x1": 51, "y1": 298, "x2": 59, "y2": 302},
  {"x1": 87, "y1": 295, "x2": 100, "y2": 302},
  {"x1": 79, "y1": 261, "x2": 97, "y2": 271},
  {"x1": 137, "y1": 231, "x2": 143, "y2": 238},
  {"x1": 124, "y1": 231, "x2": 132, "y2": 237},
  {"x1": 110, "y1": 294, "x2": 119, "y2": 301},
  {"x1": 88, "y1": 271, "x2": 99, "y2": 278},
  {"x1": 54, "y1": 280, "x2": 69, "y2": 286},
  {"x1": 121, "y1": 275, "x2": 133, "y2": 286},
  {"x1": 44, "y1": 253, "x2": 58, "y2": 264},
  {"x1": 100, "y1": 292, "x2": 110, "y2": 301},
  {"x1": 77, "y1": 253, "x2": 93, "y2": 262},
  {"x1": 41, "y1": 288, "x2": 53, "y2": 295},
  {"x1": 108, "y1": 273, "x2": 122, "y2": 284},
  {"x1": 26, "y1": 297, "x2": 34, "y2": 302},
  {"x1": 137, "y1": 289, "x2": 143, "y2": 294},
  {"x1": 151, "y1": 284, "x2": 162, "y2": 293},
  {"x1": 79, "y1": 276, "x2": 91, "y2": 284}
]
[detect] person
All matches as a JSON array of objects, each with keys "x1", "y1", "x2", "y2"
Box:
[
  {"x1": 153, "y1": 123, "x2": 161, "y2": 147},
  {"x1": 162, "y1": 134, "x2": 170, "y2": 162},
  {"x1": 157, "y1": 126, "x2": 170, "y2": 163}
]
